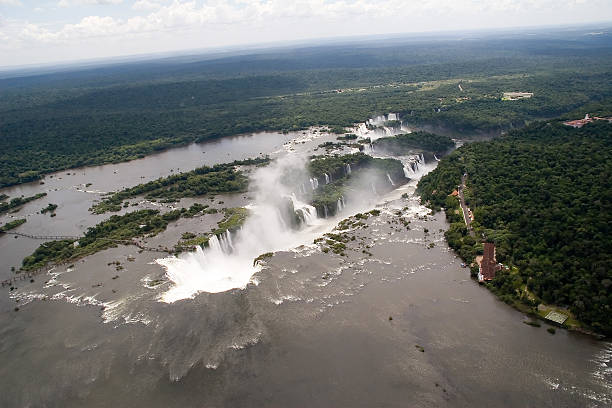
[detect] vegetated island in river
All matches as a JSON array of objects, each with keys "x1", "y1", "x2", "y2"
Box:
[
  {"x1": 0, "y1": 218, "x2": 27, "y2": 232},
  {"x1": 417, "y1": 117, "x2": 612, "y2": 337},
  {"x1": 0, "y1": 193, "x2": 47, "y2": 215},
  {"x1": 18, "y1": 152, "x2": 407, "y2": 273},
  {"x1": 90, "y1": 158, "x2": 270, "y2": 214}
]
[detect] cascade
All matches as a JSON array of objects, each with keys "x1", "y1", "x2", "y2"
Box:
[
  {"x1": 346, "y1": 163, "x2": 352, "y2": 175},
  {"x1": 289, "y1": 193, "x2": 318, "y2": 225},
  {"x1": 324, "y1": 173, "x2": 330, "y2": 184},
  {"x1": 386, "y1": 173, "x2": 395, "y2": 186},
  {"x1": 208, "y1": 235, "x2": 222, "y2": 252},
  {"x1": 433, "y1": 154, "x2": 440, "y2": 161},
  {"x1": 420, "y1": 153, "x2": 425, "y2": 163},
  {"x1": 155, "y1": 156, "x2": 331, "y2": 302},
  {"x1": 324, "y1": 205, "x2": 328, "y2": 218},
  {"x1": 371, "y1": 183, "x2": 378, "y2": 195}
]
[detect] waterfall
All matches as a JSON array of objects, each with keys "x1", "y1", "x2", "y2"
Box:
[
  {"x1": 403, "y1": 166, "x2": 411, "y2": 178},
  {"x1": 371, "y1": 183, "x2": 378, "y2": 195},
  {"x1": 218, "y1": 230, "x2": 234, "y2": 254},
  {"x1": 420, "y1": 153, "x2": 425, "y2": 164},
  {"x1": 324, "y1": 173, "x2": 330, "y2": 184},
  {"x1": 346, "y1": 163, "x2": 352, "y2": 175},
  {"x1": 289, "y1": 193, "x2": 318, "y2": 225},
  {"x1": 433, "y1": 154, "x2": 440, "y2": 161},
  {"x1": 386, "y1": 173, "x2": 395, "y2": 186},
  {"x1": 309, "y1": 177, "x2": 319, "y2": 190},
  {"x1": 337, "y1": 196, "x2": 345, "y2": 213},
  {"x1": 208, "y1": 235, "x2": 222, "y2": 252},
  {"x1": 155, "y1": 155, "x2": 332, "y2": 302},
  {"x1": 388, "y1": 113, "x2": 398, "y2": 121},
  {"x1": 324, "y1": 205, "x2": 328, "y2": 218}
]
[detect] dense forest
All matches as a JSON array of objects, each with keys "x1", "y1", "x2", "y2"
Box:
[
  {"x1": 2, "y1": 29, "x2": 612, "y2": 187},
  {"x1": 417, "y1": 120, "x2": 612, "y2": 335},
  {"x1": 372, "y1": 132, "x2": 455, "y2": 155}
]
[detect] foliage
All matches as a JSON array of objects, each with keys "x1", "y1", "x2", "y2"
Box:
[
  {"x1": 418, "y1": 119, "x2": 612, "y2": 334},
  {"x1": 0, "y1": 193, "x2": 47, "y2": 214},
  {"x1": 0, "y1": 218, "x2": 26, "y2": 232},
  {"x1": 90, "y1": 158, "x2": 268, "y2": 214},
  {"x1": 308, "y1": 153, "x2": 405, "y2": 215},
  {"x1": 40, "y1": 203, "x2": 58, "y2": 214},
  {"x1": 21, "y1": 205, "x2": 215, "y2": 270},
  {"x1": 3, "y1": 31, "x2": 612, "y2": 188},
  {"x1": 176, "y1": 207, "x2": 249, "y2": 251},
  {"x1": 372, "y1": 132, "x2": 455, "y2": 154}
]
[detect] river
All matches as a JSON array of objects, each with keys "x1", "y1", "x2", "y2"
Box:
[{"x1": 0, "y1": 117, "x2": 610, "y2": 407}]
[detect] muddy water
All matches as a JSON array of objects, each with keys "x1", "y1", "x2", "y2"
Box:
[
  {"x1": 0, "y1": 121, "x2": 610, "y2": 407},
  {"x1": 0, "y1": 128, "x2": 339, "y2": 278}
]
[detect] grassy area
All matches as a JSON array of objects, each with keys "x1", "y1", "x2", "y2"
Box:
[{"x1": 175, "y1": 207, "x2": 249, "y2": 252}]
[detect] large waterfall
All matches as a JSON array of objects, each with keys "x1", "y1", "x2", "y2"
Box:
[
  {"x1": 155, "y1": 149, "x2": 435, "y2": 302},
  {"x1": 156, "y1": 156, "x2": 328, "y2": 302}
]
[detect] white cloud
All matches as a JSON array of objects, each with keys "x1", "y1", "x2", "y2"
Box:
[
  {"x1": 58, "y1": 0, "x2": 123, "y2": 7},
  {"x1": 27, "y1": 0, "x2": 603, "y2": 44},
  {"x1": 0, "y1": 0, "x2": 22, "y2": 5},
  {"x1": 132, "y1": 0, "x2": 166, "y2": 11},
  {"x1": 2, "y1": 0, "x2": 611, "y2": 66}
]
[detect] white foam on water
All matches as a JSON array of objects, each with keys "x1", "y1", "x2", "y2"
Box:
[{"x1": 155, "y1": 156, "x2": 337, "y2": 302}]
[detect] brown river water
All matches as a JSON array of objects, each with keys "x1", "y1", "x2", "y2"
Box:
[{"x1": 0, "y1": 120, "x2": 610, "y2": 407}]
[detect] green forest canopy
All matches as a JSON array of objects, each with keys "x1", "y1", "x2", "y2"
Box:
[
  {"x1": 417, "y1": 119, "x2": 612, "y2": 335},
  {"x1": 2, "y1": 30, "x2": 612, "y2": 188}
]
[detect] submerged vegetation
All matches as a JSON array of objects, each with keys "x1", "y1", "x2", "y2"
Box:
[
  {"x1": 90, "y1": 158, "x2": 268, "y2": 214},
  {"x1": 418, "y1": 119, "x2": 612, "y2": 335}
]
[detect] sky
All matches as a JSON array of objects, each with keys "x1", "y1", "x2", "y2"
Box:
[{"x1": 0, "y1": 0, "x2": 611, "y2": 67}]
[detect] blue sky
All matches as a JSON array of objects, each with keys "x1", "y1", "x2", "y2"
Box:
[{"x1": 1, "y1": 0, "x2": 611, "y2": 67}]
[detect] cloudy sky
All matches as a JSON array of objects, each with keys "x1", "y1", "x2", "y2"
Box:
[{"x1": 0, "y1": 0, "x2": 610, "y2": 67}]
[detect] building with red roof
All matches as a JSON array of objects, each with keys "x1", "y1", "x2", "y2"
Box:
[{"x1": 478, "y1": 242, "x2": 501, "y2": 282}]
